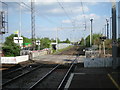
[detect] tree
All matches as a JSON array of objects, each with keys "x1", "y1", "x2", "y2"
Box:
[
  {"x1": 65, "y1": 38, "x2": 70, "y2": 43},
  {"x1": 2, "y1": 34, "x2": 20, "y2": 56},
  {"x1": 105, "y1": 39, "x2": 112, "y2": 50},
  {"x1": 22, "y1": 36, "x2": 32, "y2": 43},
  {"x1": 86, "y1": 35, "x2": 90, "y2": 47},
  {"x1": 92, "y1": 34, "x2": 102, "y2": 45},
  {"x1": 40, "y1": 37, "x2": 51, "y2": 49},
  {"x1": 80, "y1": 38, "x2": 84, "y2": 46},
  {"x1": 60, "y1": 38, "x2": 71, "y2": 43},
  {"x1": 84, "y1": 34, "x2": 102, "y2": 47},
  {"x1": 51, "y1": 38, "x2": 56, "y2": 42}
]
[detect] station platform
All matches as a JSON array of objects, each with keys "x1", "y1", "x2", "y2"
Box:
[{"x1": 65, "y1": 67, "x2": 120, "y2": 89}]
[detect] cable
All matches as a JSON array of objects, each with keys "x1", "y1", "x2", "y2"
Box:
[
  {"x1": 56, "y1": 0, "x2": 74, "y2": 27},
  {"x1": 80, "y1": 1, "x2": 87, "y2": 31},
  {"x1": 16, "y1": 2, "x2": 58, "y2": 26},
  {"x1": 60, "y1": 0, "x2": 76, "y2": 21}
]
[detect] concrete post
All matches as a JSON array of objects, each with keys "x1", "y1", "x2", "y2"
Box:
[{"x1": 90, "y1": 19, "x2": 93, "y2": 47}]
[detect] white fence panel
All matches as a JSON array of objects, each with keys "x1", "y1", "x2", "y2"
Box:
[
  {"x1": 16, "y1": 55, "x2": 29, "y2": 63},
  {"x1": 1, "y1": 55, "x2": 29, "y2": 64},
  {"x1": 1, "y1": 57, "x2": 17, "y2": 64}
]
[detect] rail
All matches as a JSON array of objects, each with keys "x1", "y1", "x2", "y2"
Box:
[
  {"x1": 57, "y1": 59, "x2": 77, "y2": 90},
  {"x1": 2, "y1": 65, "x2": 27, "y2": 76},
  {"x1": 29, "y1": 64, "x2": 60, "y2": 90},
  {"x1": 2, "y1": 65, "x2": 41, "y2": 87}
]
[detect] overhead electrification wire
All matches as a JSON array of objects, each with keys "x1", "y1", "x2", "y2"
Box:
[
  {"x1": 60, "y1": 0, "x2": 76, "y2": 21},
  {"x1": 60, "y1": 0, "x2": 85, "y2": 28},
  {"x1": 80, "y1": 1, "x2": 87, "y2": 30},
  {"x1": 56, "y1": 0, "x2": 74, "y2": 27},
  {"x1": 16, "y1": 2, "x2": 58, "y2": 26}
]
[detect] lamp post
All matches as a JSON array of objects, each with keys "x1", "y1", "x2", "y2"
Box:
[
  {"x1": 106, "y1": 19, "x2": 109, "y2": 39},
  {"x1": 110, "y1": 17, "x2": 112, "y2": 39},
  {"x1": 90, "y1": 18, "x2": 93, "y2": 47}
]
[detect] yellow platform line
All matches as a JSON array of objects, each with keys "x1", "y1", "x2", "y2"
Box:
[{"x1": 107, "y1": 73, "x2": 120, "y2": 90}]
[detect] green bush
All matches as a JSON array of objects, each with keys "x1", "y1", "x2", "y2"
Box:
[{"x1": 2, "y1": 34, "x2": 20, "y2": 56}]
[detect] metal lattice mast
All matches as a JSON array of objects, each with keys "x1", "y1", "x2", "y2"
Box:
[{"x1": 31, "y1": 0, "x2": 35, "y2": 50}]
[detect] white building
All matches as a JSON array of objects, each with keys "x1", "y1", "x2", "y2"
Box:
[{"x1": 118, "y1": 1, "x2": 120, "y2": 38}]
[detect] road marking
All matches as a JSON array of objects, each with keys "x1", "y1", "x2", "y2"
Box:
[
  {"x1": 65, "y1": 73, "x2": 74, "y2": 89},
  {"x1": 74, "y1": 73, "x2": 86, "y2": 75},
  {"x1": 107, "y1": 73, "x2": 120, "y2": 90}
]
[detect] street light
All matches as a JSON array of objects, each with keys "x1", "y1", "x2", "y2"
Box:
[
  {"x1": 90, "y1": 18, "x2": 93, "y2": 47},
  {"x1": 110, "y1": 17, "x2": 112, "y2": 39},
  {"x1": 106, "y1": 18, "x2": 109, "y2": 39}
]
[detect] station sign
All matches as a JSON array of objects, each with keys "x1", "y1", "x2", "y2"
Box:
[
  {"x1": 36, "y1": 40, "x2": 40, "y2": 45},
  {"x1": 99, "y1": 36, "x2": 107, "y2": 41},
  {"x1": 14, "y1": 37, "x2": 23, "y2": 44}
]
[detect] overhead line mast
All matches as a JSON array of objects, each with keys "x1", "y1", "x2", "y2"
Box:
[{"x1": 31, "y1": 0, "x2": 35, "y2": 50}]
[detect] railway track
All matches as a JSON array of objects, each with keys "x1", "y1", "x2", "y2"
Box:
[
  {"x1": 2, "y1": 64, "x2": 59, "y2": 89},
  {"x1": 29, "y1": 59, "x2": 77, "y2": 90},
  {"x1": 2, "y1": 58, "x2": 77, "y2": 89},
  {"x1": 2, "y1": 64, "x2": 42, "y2": 85},
  {"x1": 56, "y1": 45, "x2": 85, "y2": 55},
  {"x1": 2, "y1": 64, "x2": 22, "y2": 74}
]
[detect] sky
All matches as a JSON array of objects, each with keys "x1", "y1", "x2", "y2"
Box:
[{"x1": 1, "y1": 0, "x2": 119, "y2": 42}]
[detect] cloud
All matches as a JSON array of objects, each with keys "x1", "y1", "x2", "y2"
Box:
[
  {"x1": 86, "y1": 13, "x2": 100, "y2": 20},
  {"x1": 86, "y1": 2, "x2": 98, "y2": 5},
  {"x1": 62, "y1": 20, "x2": 71, "y2": 23},
  {"x1": 34, "y1": 2, "x2": 90, "y2": 16},
  {"x1": 46, "y1": 8, "x2": 63, "y2": 14},
  {"x1": 6, "y1": 2, "x2": 90, "y2": 17},
  {"x1": 62, "y1": 13, "x2": 100, "y2": 24},
  {"x1": 71, "y1": 5, "x2": 89, "y2": 13},
  {"x1": 4, "y1": 2, "x2": 111, "y2": 41}
]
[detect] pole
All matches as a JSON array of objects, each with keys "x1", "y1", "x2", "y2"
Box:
[
  {"x1": 105, "y1": 24, "x2": 106, "y2": 37},
  {"x1": 112, "y1": 1, "x2": 117, "y2": 69},
  {"x1": 31, "y1": 0, "x2": 35, "y2": 50},
  {"x1": 102, "y1": 28, "x2": 104, "y2": 36},
  {"x1": 84, "y1": 34, "x2": 86, "y2": 46},
  {"x1": 38, "y1": 44, "x2": 40, "y2": 50},
  {"x1": 19, "y1": 2, "x2": 21, "y2": 37},
  {"x1": 106, "y1": 19, "x2": 109, "y2": 39},
  {"x1": 56, "y1": 28, "x2": 58, "y2": 50},
  {"x1": 110, "y1": 17, "x2": 112, "y2": 39},
  {"x1": 90, "y1": 19, "x2": 93, "y2": 47},
  {"x1": 84, "y1": 24, "x2": 86, "y2": 46},
  {"x1": 103, "y1": 41, "x2": 106, "y2": 57},
  {"x1": 99, "y1": 44, "x2": 101, "y2": 57},
  {"x1": 19, "y1": 2, "x2": 21, "y2": 48}
]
